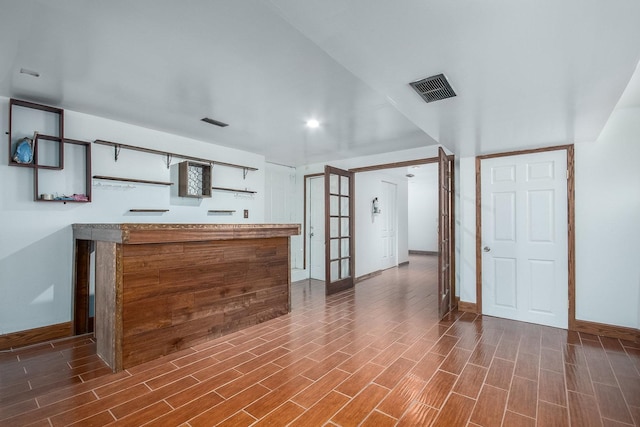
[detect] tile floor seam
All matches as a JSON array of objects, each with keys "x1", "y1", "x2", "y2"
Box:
[{"x1": 603, "y1": 340, "x2": 637, "y2": 421}]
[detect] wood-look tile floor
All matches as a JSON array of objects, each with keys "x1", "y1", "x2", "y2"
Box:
[{"x1": 1, "y1": 255, "x2": 639, "y2": 426}]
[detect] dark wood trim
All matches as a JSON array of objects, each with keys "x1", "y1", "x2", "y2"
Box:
[
  {"x1": 476, "y1": 144, "x2": 574, "y2": 161},
  {"x1": 349, "y1": 157, "x2": 438, "y2": 173},
  {"x1": 567, "y1": 145, "x2": 576, "y2": 331},
  {"x1": 0, "y1": 322, "x2": 72, "y2": 350},
  {"x1": 475, "y1": 145, "x2": 575, "y2": 328},
  {"x1": 355, "y1": 270, "x2": 382, "y2": 283},
  {"x1": 351, "y1": 173, "x2": 356, "y2": 284},
  {"x1": 458, "y1": 301, "x2": 478, "y2": 314},
  {"x1": 398, "y1": 260, "x2": 410, "y2": 267},
  {"x1": 572, "y1": 320, "x2": 640, "y2": 343},
  {"x1": 475, "y1": 157, "x2": 483, "y2": 314},
  {"x1": 409, "y1": 250, "x2": 438, "y2": 255},
  {"x1": 449, "y1": 154, "x2": 456, "y2": 313},
  {"x1": 128, "y1": 209, "x2": 169, "y2": 213}
]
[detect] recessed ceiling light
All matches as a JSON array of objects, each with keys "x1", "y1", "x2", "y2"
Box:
[
  {"x1": 306, "y1": 119, "x2": 320, "y2": 129},
  {"x1": 20, "y1": 68, "x2": 40, "y2": 77}
]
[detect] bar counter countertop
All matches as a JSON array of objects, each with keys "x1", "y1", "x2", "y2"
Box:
[{"x1": 72, "y1": 223, "x2": 300, "y2": 371}]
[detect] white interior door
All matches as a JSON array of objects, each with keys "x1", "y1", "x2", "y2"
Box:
[
  {"x1": 308, "y1": 177, "x2": 325, "y2": 280},
  {"x1": 481, "y1": 150, "x2": 568, "y2": 328},
  {"x1": 380, "y1": 181, "x2": 397, "y2": 270}
]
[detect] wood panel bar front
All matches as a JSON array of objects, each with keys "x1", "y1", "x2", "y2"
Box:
[{"x1": 73, "y1": 223, "x2": 300, "y2": 371}]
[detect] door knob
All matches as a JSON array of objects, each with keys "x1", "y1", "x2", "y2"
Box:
[{"x1": 483, "y1": 246, "x2": 491, "y2": 252}]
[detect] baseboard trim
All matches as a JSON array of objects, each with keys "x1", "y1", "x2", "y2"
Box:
[
  {"x1": 458, "y1": 300, "x2": 478, "y2": 314},
  {"x1": 571, "y1": 319, "x2": 640, "y2": 343},
  {"x1": 0, "y1": 321, "x2": 73, "y2": 350},
  {"x1": 408, "y1": 250, "x2": 438, "y2": 256},
  {"x1": 398, "y1": 261, "x2": 410, "y2": 267},
  {"x1": 355, "y1": 270, "x2": 382, "y2": 283}
]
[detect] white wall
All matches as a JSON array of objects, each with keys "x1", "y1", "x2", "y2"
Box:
[
  {"x1": 458, "y1": 157, "x2": 478, "y2": 304},
  {"x1": 456, "y1": 107, "x2": 640, "y2": 330},
  {"x1": 407, "y1": 164, "x2": 438, "y2": 252},
  {"x1": 574, "y1": 106, "x2": 640, "y2": 329},
  {"x1": 264, "y1": 162, "x2": 302, "y2": 269},
  {"x1": 355, "y1": 170, "x2": 409, "y2": 277},
  {"x1": 293, "y1": 146, "x2": 439, "y2": 280},
  {"x1": 0, "y1": 97, "x2": 266, "y2": 335}
]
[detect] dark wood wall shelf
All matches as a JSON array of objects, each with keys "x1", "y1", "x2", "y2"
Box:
[
  {"x1": 8, "y1": 99, "x2": 63, "y2": 168},
  {"x1": 212, "y1": 186, "x2": 257, "y2": 194},
  {"x1": 94, "y1": 139, "x2": 258, "y2": 174},
  {"x1": 128, "y1": 209, "x2": 169, "y2": 213},
  {"x1": 208, "y1": 210, "x2": 235, "y2": 214},
  {"x1": 8, "y1": 99, "x2": 92, "y2": 203},
  {"x1": 33, "y1": 138, "x2": 92, "y2": 203},
  {"x1": 179, "y1": 161, "x2": 212, "y2": 198},
  {"x1": 37, "y1": 199, "x2": 90, "y2": 204},
  {"x1": 93, "y1": 175, "x2": 173, "y2": 186}
]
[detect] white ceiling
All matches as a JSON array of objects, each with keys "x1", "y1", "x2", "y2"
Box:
[{"x1": 1, "y1": 1, "x2": 639, "y2": 166}]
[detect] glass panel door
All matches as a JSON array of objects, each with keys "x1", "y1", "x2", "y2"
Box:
[
  {"x1": 324, "y1": 165, "x2": 354, "y2": 295},
  {"x1": 438, "y1": 147, "x2": 454, "y2": 318}
]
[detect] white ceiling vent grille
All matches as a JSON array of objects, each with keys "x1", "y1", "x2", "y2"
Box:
[{"x1": 409, "y1": 74, "x2": 456, "y2": 103}]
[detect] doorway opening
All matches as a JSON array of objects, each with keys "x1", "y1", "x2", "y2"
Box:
[{"x1": 302, "y1": 149, "x2": 455, "y2": 318}]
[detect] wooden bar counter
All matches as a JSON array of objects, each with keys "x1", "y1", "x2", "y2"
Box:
[{"x1": 72, "y1": 223, "x2": 300, "y2": 372}]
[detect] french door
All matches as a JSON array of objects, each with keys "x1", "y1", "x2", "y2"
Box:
[
  {"x1": 438, "y1": 148, "x2": 455, "y2": 318},
  {"x1": 324, "y1": 166, "x2": 355, "y2": 295}
]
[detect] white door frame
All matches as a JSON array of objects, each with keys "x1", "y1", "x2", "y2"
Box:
[
  {"x1": 475, "y1": 145, "x2": 576, "y2": 328},
  {"x1": 303, "y1": 173, "x2": 324, "y2": 278},
  {"x1": 307, "y1": 175, "x2": 325, "y2": 280},
  {"x1": 380, "y1": 180, "x2": 398, "y2": 270}
]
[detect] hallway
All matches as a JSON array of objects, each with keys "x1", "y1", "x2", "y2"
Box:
[{"x1": 1, "y1": 255, "x2": 639, "y2": 426}]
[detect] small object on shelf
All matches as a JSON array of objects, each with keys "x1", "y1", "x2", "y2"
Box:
[
  {"x1": 13, "y1": 131, "x2": 37, "y2": 164},
  {"x1": 9, "y1": 99, "x2": 63, "y2": 168},
  {"x1": 93, "y1": 175, "x2": 173, "y2": 186},
  {"x1": 129, "y1": 209, "x2": 169, "y2": 212},
  {"x1": 179, "y1": 161, "x2": 212, "y2": 198},
  {"x1": 70, "y1": 194, "x2": 90, "y2": 202},
  {"x1": 37, "y1": 193, "x2": 90, "y2": 203}
]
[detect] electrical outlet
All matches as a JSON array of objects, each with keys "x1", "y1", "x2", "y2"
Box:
[{"x1": 244, "y1": 209, "x2": 249, "y2": 218}]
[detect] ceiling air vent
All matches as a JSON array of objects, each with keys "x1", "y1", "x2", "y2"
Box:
[
  {"x1": 201, "y1": 117, "x2": 229, "y2": 127},
  {"x1": 409, "y1": 73, "x2": 456, "y2": 103}
]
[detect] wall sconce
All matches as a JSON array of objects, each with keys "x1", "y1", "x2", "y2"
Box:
[{"x1": 372, "y1": 197, "x2": 381, "y2": 214}]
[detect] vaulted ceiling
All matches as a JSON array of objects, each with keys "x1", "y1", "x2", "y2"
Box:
[{"x1": 1, "y1": 1, "x2": 639, "y2": 166}]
